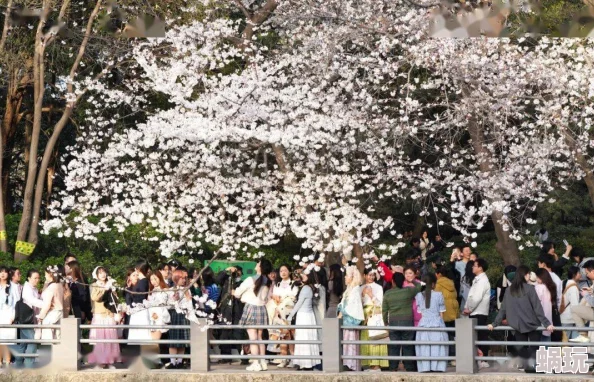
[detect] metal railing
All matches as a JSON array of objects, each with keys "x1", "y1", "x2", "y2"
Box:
[
  {"x1": 0, "y1": 323, "x2": 61, "y2": 362},
  {"x1": 340, "y1": 325, "x2": 456, "y2": 362},
  {"x1": 2, "y1": 318, "x2": 594, "y2": 374}
]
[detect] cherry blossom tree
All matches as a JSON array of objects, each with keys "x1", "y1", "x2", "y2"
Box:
[
  {"x1": 45, "y1": 0, "x2": 594, "y2": 267},
  {"x1": 0, "y1": 0, "x2": 182, "y2": 261},
  {"x1": 45, "y1": 0, "x2": 429, "y2": 262}
]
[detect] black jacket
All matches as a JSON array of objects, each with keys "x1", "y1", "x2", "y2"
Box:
[{"x1": 216, "y1": 271, "x2": 244, "y2": 324}]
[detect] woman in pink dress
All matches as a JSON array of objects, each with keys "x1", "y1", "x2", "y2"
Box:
[{"x1": 88, "y1": 266, "x2": 121, "y2": 369}]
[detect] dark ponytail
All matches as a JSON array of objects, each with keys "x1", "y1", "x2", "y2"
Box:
[
  {"x1": 564, "y1": 266, "x2": 580, "y2": 290},
  {"x1": 254, "y1": 259, "x2": 273, "y2": 295},
  {"x1": 423, "y1": 273, "x2": 437, "y2": 309}
]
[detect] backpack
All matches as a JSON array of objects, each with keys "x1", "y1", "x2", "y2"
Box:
[{"x1": 559, "y1": 283, "x2": 578, "y2": 314}]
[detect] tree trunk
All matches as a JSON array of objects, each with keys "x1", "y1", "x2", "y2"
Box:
[
  {"x1": 0, "y1": 0, "x2": 12, "y2": 51},
  {"x1": 582, "y1": 171, "x2": 594, "y2": 210},
  {"x1": 45, "y1": 153, "x2": 58, "y2": 221},
  {"x1": 0, "y1": 70, "x2": 23, "y2": 252},
  {"x1": 492, "y1": 210, "x2": 520, "y2": 266},
  {"x1": 353, "y1": 242, "x2": 365, "y2": 273},
  {"x1": 0, "y1": 115, "x2": 7, "y2": 253},
  {"x1": 27, "y1": 109, "x2": 73, "y2": 245},
  {"x1": 1, "y1": 150, "x2": 15, "y2": 215},
  {"x1": 14, "y1": 5, "x2": 49, "y2": 262},
  {"x1": 412, "y1": 214, "x2": 425, "y2": 238},
  {"x1": 1, "y1": 96, "x2": 16, "y2": 217},
  {"x1": 466, "y1": 98, "x2": 520, "y2": 266},
  {"x1": 0, "y1": 136, "x2": 6, "y2": 253},
  {"x1": 20, "y1": 0, "x2": 103, "y2": 255}
]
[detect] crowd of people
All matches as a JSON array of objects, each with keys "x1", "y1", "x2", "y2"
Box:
[{"x1": 0, "y1": 232, "x2": 593, "y2": 373}]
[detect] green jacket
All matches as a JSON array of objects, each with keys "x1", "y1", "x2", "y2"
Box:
[{"x1": 382, "y1": 282, "x2": 423, "y2": 323}]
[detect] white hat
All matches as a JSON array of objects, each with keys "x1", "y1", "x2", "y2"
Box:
[{"x1": 92, "y1": 266, "x2": 101, "y2": 280}]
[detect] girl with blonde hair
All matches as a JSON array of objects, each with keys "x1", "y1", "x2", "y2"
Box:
[{"x1": 337, "y1": 265, "x2": 364, "y2": 371}]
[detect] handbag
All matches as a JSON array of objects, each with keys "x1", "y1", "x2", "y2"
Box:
[
  {"x1": 551, "y1": 304, "x2": 563, "y2": 342},
  {"x1": 367, "y1": 307, "x2": 389, "y2": 340},
  {"x1": 14, "y1": 287, "x2": 35, "y2": 325},
  {"x1": 101, "y1": 288, "x2": 119, "y2": 314}
]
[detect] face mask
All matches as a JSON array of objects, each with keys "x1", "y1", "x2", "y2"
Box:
[{"x1": 235, "y1": 277, "x2": 242, "y2": 282}]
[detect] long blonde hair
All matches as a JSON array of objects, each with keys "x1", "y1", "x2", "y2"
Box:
[{"x1": 345, "y1": 266, "x2": 362, "y2": 289}]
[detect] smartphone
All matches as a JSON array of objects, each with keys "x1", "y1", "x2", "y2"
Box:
[{"x1": 563, "y1": 239, "x2": 569, "y2": 247}]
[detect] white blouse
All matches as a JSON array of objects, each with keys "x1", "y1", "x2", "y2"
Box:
[
  {"x1": 234, "y1": 276, "x2": 269, "y2": 306},
  {"x1": 273, "y1": 279, "x2": 298, "y2": 300}
]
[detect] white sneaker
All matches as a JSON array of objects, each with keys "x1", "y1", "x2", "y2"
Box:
[
  {"x1": 246, "y1": 362, "x2": 263, "y2": 372},
  {"x1": 479, "y1": 361, "x2": 490, "y2": 369},
  {"x1": 260, "y1": 360, "x2": 268, "y2": 371},
  {"x1": 569, "y1": 335, "x2": 590, "y2": 343},
  {"x1": 107, "y1": 365, "x2": 116, "y2": 370},
  {"x1": 277, "y1": 360, "x2": 289, "y2": 368}
]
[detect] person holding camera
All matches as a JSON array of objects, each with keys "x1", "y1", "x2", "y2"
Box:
[{"x1": 216, "y1": 266, "x2": 247, "y2": 364}]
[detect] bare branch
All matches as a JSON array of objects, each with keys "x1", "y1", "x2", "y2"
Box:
[
  {"x1": 0, "y1": 0, "x2": 12, "y2": 51},
  {"x1": 67, "y1": 0, "x2": 103, "y2": 98},
  {"x1": 233, "y1": 0, "x2": 252, "y2": 20},
  {"x1": 252, "y1": 0, "x2": 278, "y2": 24}
]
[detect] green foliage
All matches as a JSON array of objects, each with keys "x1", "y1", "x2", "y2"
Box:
[
  {"x1": 536, "y1": 186, "x2": 594, "y2": 227},
  {"x1": 463, "y1": 224, "x2": 594, "y2": 286},
  {"x1": 0, "y1": 214, "x2": 203, "y2": 284},
  {"x1": 507, "y1": 0, "x2": 590, "y2": 37}
]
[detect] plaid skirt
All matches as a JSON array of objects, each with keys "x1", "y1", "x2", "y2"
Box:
[
  {"x1": 239, "y1": 304, "x2": 268, "y2": 326},
  {"x1": 168, "y1": 309, "x2": 189, "y2": 348}
]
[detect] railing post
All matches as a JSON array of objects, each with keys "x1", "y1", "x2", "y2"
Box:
[
  {"x1": 191, "y1": 318, "x2": 210, "y2": 372},
  {"x1": 455, "y1": 318, "x2": 477, "y2": 374},
  {"x1": 322, "y1": 317, "x2": 342, "y2": 373},
  {"x1": 53, "y1": 317, "x2": 80, "y2": 371}
]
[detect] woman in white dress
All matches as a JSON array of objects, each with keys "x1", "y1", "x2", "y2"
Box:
[
  {"x1": 38, "y1": 266, "x2": 65, "y2": 342},
  {"x1": 127, "y1": 260, "x2": 151, "y2": 343},
  {"x1": 0, "y1": 265, "x2": 19, "y2": 366},
  {"x1": 286, "y1": 272, "x2": 321, "y2": 370},
  {"x1": 148, "y1": 271, "x2": 172, "y2": 340}
]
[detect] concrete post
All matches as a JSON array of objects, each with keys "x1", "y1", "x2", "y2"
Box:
[
  {"x1": 455, "y1": 318, "x2": 477, "y2": 374},
  {"x1": 322, "y1": 317, "x2": 342, "y2": 373},
  {"x1": 191, "y1": 318, "x2": 210, "y2": 372},
  {"x1": 53, "y1": 317, "x2": 80, "y2": 371}
]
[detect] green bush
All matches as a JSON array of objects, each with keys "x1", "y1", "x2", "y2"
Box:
[{"x1": 0, "y1": 214, "x2": 204, "y2": 283}]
